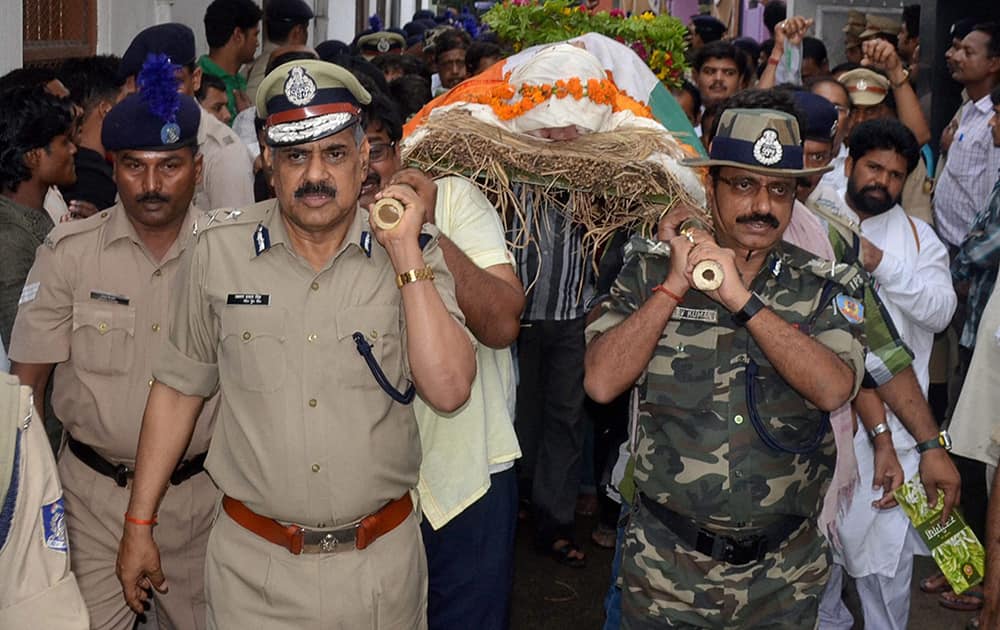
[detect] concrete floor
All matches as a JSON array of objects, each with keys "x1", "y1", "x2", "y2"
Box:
[{"x1": 510, "y1": 512, "x2": 976, "y2": 629}]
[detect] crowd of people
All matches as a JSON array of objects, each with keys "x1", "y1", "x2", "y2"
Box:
[{"x1": 1, "y1": 0, "x2": 1000, "y2": 629}]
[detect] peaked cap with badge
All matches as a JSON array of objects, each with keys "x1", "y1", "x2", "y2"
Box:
[
  {"x1": 256, "y1": 59, "x2": 372, "y2": 147},
  {"x1": 683, "y1": 108, "x2": 834, "y2": 177},
  {"x1": 356, "y1": 31, "x2": 406, "y2": 57},
  {"x1": 839, "y1": 68, "x2": 890, "y2": 107}
]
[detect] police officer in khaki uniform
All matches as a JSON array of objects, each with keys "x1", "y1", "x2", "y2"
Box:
[
  {"x1": 0, "y1": 372, "x2": 88, "y2": 629},
  {"x1": 9, "y1": 83, "x2": 219, "y2": 629},
  {"x1": 116, "y1": 60, "x2": 476, "y2": 629},
  {"x1": 120, "y1": 23, "x2": 255, "y2": 212}
]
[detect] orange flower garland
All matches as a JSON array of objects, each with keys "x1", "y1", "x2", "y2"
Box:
[{"x1": 471, "y1": 74, "x2": 653, "y2": 121}]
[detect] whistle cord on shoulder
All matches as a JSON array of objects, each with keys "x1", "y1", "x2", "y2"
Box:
[
  {"x1": 745, "y1": 359, "x2": 829, "y2": 455},
  {"x1": 352, "y1": 332, "x2": 416, "y2": 404}
]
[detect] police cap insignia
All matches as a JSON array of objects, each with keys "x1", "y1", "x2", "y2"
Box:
[
  {"x1": 752, "y1": 129, "x2": 783, "y2": 166},
  {"x1": 284, "y1": 66, "x2": 318, "y2": 107}
]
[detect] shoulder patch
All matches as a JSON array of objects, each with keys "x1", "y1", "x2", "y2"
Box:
[
  {"x1": 44, "y1": 209, "x2": 111, "y2": 248},
  {"x1": 41, "y1": 497, "x2": 68, "y2": 552},
  {"x1": 835, "y1": 293, "x2": 864, "y2": 324}
]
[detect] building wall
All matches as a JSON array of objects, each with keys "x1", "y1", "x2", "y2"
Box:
[{"x1": 0, "y1": 3, "x2": 23, "y2": 75}]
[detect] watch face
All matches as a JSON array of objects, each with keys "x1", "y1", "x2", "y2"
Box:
[{"x1": 940, "y1": 431, "x2": 953, "y2": 451}]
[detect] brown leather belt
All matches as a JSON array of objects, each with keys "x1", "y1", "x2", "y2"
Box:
[{"x1": 222, "y1": 493, "x2": 413, "y2": 555}]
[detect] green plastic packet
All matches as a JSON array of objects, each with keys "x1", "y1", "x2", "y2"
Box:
[{"x1": 894, "y1": 475, "x2": 985, "y2": 594}]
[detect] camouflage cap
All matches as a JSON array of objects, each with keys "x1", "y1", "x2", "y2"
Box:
[
  {"x1": 257, "y1": 59, "x2": 372, "y2": 147},
  {"x1": 683, "y1": 108, "x2": 833, "y2": 176},
  {"x1": 839, "y1": 68, "x2": 890, "y2": 107},
  {"x1": 859, "y1": 14, "x2": 901, "y2": 40}
]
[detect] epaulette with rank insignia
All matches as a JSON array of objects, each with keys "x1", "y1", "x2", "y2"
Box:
[
  {"x1": 193, "y1": 199, "x2": 273, "y2": 240},
  {"x1": 622, "y1": 235, "x2": 671, "y2": 264},
  {"x1": 44, "y1": 208, "x2": 113, "y2": 249},
  {"x1": 799, "y1": 252, "x2": 866, "y2": 296}
]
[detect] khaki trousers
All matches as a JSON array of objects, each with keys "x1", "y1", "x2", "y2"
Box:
[
  {"x1": 59, "y1": 448, "x2": 219, "y2": 630},
  {"x1": 206, "y1": 507, "x2": 428, "y2": 630}
]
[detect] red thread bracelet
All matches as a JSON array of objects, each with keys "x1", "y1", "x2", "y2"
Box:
[
  {"x1": 767, "y1": 56, "x2": 780, "y2": 66},
  {"x1": 124, "y1": 513, "x2": 157, "y2": 526},
  {"x1": 653, "y1": 285, "x2": 684, "y2": 303}
]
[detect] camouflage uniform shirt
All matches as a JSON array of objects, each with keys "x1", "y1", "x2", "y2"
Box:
[{"x1": 587, "y1": 237, "x2": 867, "y2": 529}]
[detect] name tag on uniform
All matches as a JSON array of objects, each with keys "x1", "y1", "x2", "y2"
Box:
[
  {"x1": 227, "y1": 293, "x2": 270, "y2": 305},
  {"x1": 90, "y1": 290, "x2": 129, "y2": 305},
  {"x1": 670, "y1": 306, "x2": 718, "y2": 324}
]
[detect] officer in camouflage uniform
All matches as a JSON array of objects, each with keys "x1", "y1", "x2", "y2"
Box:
[{"x1": 585, "y1": 103, "x2": 868, "y2": 629}]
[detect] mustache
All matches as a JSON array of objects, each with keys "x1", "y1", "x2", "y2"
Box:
[
  {"x1": 860, "y1": 184, "x2": 890, "y2": 197},
  {"x1": 736, "y1": 212, "x2": 780, "y2": 228},
  {"x1": 136, "y1": 192, "x2": 170, "y2": 204},
  {"x1": 294, "y1": 182, "x2": 337, "y2": 198}
]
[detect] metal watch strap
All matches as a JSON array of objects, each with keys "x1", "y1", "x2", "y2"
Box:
[
  {"x1": 396, "y1": 266, "x2": 435, "y2": 289},
  {"x1": 867, "y1": 422, "x2": 891, "y2": 440},
  {"x1": 733, "y1": 293, "x2": 765, "y2": 326}
]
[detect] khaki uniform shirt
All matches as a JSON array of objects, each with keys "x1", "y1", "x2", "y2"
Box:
[
  {"x1": 0, "y1": 374, "x2": 88, "y2": 629},
  {"x1": 154, "y1": 200, "x2": 467, "y2": 528},
  {"x1": 8, "y1": 204, "x2": 216, "y2": 465},
  {"x1": 194, "y1": 113, "x2": 255, "y2": 212},
  {"x1": 242, "y1": 41, "x2": 279, "y2": 104}
]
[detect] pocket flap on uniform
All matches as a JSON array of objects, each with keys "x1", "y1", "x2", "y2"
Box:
[
  {"x1": 72, "y1": 301, "x2": 135, "y2": 337},
  {"x1": 334, "y1": 306, "x2": 399, "y2": 342}
]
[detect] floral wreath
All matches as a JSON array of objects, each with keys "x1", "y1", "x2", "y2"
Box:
[
  {"x1": 482, "y1": 0, "x2": 688, "y2": 88},
  {"x1": 470, "y1": 73, "x2": 653, "y2": 121}
]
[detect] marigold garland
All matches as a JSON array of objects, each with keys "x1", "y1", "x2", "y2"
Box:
[{"x1": 471, "y1": 75, "x2": 653, "y2": 121}]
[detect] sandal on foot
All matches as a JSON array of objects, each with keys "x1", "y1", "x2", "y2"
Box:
[
  {"x1": 940, "y1": 590, "x2": 985, "y2": 612},
  {"x1": 920, "y1": 572, "x2": 952, "y2": 594},
  {"x1": 591, "y1": 524, "x2": 617, "y2": 549},
  {"x1": 550, "y1": 540, "x2": 586, "y2": 568}
]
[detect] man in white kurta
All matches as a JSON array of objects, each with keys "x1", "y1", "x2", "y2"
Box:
[{"x1": 818, "y1": 120, "x2": 957, "y2": 630}]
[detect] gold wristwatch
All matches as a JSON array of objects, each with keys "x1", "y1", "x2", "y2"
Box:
[{"x1": 396, "y1": 266, "x2": 435, "y2": 288}]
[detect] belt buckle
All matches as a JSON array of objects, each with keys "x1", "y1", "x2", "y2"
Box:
[
  {"x1": 299, "y1": 524, "x2": 358, "y2": 554},
  {"x1": 113, "y1": 464, "x2": 132, "y2": 488}
]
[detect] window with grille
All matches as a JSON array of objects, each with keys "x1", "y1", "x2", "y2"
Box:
[{"x1": 23, "y1": 0, "x2": 97, "y2": 65}]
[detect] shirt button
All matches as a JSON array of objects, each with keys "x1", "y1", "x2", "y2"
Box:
[
  {"x1": 370, "y1": 330, "x2": 378, "y2": 339},
  {"x1": 311, "y1": 282, "x2": 320, "y2": 291},
  {"x1": 242, "y1": 331, "x2": 251, "y2": 341},
  {"x1": 311, "y1": 463, "x2": 321, "y2": 473},
  {"x1": 676, "y1": 343, "x2": 685, "y2": 352},
  {"x1": 153, "y1": 269, "x2": 162, "y2": 277},
  {"x1": 308, "y1": 398, "x2": 317, "y2": 407},
  {"x1": 733, "y1": 470, "x2": 743, "y2": 479},
  {"x1": 151, "y1": 323, "x2": 160, "y2": 332},
  {"x1": 98, "y1": 322, "x2": 109, "y2": 334},
  {"x1": 148, "y1": 378, "x2": 154, "y2": 387},
  {"x1": 734, "y1": 414, "x2": 744, "y2": 425},
  {"x1": 307, "y1": 333, "x2": 317, "y2": 342}
]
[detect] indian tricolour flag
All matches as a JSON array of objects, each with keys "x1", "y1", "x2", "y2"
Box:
[{"x1": 403, "y1": 32, "x2": 704, "y2": 157}]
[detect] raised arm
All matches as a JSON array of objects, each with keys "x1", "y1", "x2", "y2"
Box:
[
  {"x1": 373, "y1": 184, "x2": 476, "y2": 413},
  {"x1": 585, "y1": 235, "x2": 695, "y2": 403}
]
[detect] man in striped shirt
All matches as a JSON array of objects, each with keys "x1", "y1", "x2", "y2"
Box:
[{"x1": 933, "y1": 22, "x2": 1000, "y2": 249}]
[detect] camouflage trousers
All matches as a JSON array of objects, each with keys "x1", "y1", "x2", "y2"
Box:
[{"x1": 620, "y1": 501, "x2": 830, "y2": 629}]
